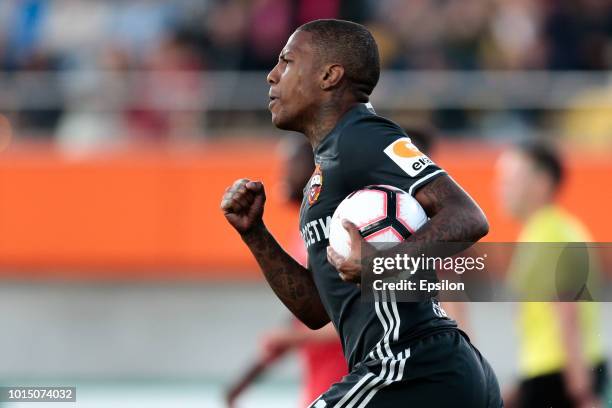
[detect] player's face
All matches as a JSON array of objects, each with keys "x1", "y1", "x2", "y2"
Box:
[
  {"x1": 267, "y1": 31, "x2": 321, "y2": 131},
  {"x1": 496, "y1": 150, "x2": 546, "y2": 219}
]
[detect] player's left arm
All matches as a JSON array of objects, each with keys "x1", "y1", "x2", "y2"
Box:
[
  {"x1": 411, "y1": 174, "x2": 489, "y2": 244},
  {"x1": 555, "y1": 303, "x2": 600, "y2": 407}
]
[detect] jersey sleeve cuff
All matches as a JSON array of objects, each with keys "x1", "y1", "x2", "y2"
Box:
[{"x1": 408, "y1": 169, "x2": 447, "y2": 196}]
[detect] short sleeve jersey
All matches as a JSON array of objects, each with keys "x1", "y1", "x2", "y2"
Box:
[{"x1": 299, "y1": 104, "x2": 456, "y2": 369}]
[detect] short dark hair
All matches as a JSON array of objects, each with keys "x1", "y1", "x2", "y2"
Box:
[
  {"x1": 517, "y1": 140, "x2": 565, "y2": 190},
  {"x1": 298, "y1": 19, "x2": 380, "y2": 102}
]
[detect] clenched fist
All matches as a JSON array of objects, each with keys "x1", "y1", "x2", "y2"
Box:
[{"x1": 221, "y1": 178, "x2": 266, "y2": 235}]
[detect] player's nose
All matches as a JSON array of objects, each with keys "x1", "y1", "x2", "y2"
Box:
[{"x1": 267, "y1": 64, "x2": 279, "y2": 85}]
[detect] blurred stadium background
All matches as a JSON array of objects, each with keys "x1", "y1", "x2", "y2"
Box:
[{"x1": 0, "y1": 0, "x2": 611, "y2": 406}]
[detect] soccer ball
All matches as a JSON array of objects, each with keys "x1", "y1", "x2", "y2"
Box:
[{"x1": 329, "y1": 185, "x2": 428, "y2": 258}]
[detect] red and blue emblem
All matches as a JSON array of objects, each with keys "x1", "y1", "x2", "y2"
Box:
[{"x1": 307, "y1": 164, "x2": 323, "y2": 205}]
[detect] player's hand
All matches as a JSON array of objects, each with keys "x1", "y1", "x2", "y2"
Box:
[
  {"x1": 327, "y1": 220, "x2": 371, "y2": 284},
  {"x1": 573, "y1": 394, "x2": 601, "y2": 408},
  {"x1": 564, "y1": 365, "x2": 601, "y2": 408},
  {"x1": 260, "y1": 328, "x2": 300, "y2": 360},
  {"x1": 221, "y1": 179, "x2": 266, "y2": 235}
]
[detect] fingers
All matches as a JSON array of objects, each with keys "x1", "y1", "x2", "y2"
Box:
[
  {"x1": 341, "y1": 219, "x2": 358, "y2": 231},
  {"x1": 220, "y1": 178, "x2": 259, "y2": 214},
  {"x1": 327, "y1": 246, "x2": 360, "y2": 283},
  {"x1": 342, "y1": 219, "x2": 362, "y2": 248},
  {"x1": 245, "y1": 180, "x2": 264, "y2": 193},
  {"x1": 326, "y1": 246, "x2": 345, "y2": 268},
  {"x1": 247, "y1": 180, "x2": 267, "y2": 210}
]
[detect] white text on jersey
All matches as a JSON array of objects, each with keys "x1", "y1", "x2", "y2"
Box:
[{"x1": 301, "y1": 216, "x2": 332, "y2": 248}]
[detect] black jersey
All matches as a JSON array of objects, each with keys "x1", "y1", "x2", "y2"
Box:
[{"x1": 299, "y1": 104, "x2": 457, "y2": 370}]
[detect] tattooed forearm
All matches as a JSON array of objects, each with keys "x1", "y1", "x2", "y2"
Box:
[
  {"x1": 392, "y1": 175, "x2": 489, "y2": 258},
  {"x1": 415, "y1": 175, "x2": 488, "y2": 241},
  {"x1": 241, "y1": 224, "x2": 330, "y2": 329}
]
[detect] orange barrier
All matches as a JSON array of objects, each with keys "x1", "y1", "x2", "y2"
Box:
[{"x1": 0, "y1": 141, "x2": 609, "y2": 280}]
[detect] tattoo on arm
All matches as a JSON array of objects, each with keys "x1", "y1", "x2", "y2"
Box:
[
  {"x1": 242, "y1": 225, "x2": 330, "y2": 329},
  {"x1": 413, "y1": 175, "x2": 489, "y2": 242},
  {"x1": 390, "y1": 175, "x2": 489, "y2": 258}
]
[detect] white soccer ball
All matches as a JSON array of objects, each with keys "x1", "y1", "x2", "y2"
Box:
[{"x1": 329, "y1": 185, "x2": 428, "y2": 258}]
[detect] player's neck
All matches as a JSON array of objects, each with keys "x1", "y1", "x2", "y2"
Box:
[
  {"x1": 518, "y1": 199, "x2": 555, "y2": 222},
  {"x1": 304, "y1": 98, "x2": 360, "y2": 150}
]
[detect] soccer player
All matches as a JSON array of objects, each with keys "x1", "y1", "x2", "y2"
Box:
[
  {"x1": 497, "y1": 141, "x2": 607, "y2": 408},
  {"x1": 221, "y1": 19, "x2": 501, "y2": 407}
]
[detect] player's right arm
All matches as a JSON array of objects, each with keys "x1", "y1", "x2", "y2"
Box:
[
  {"x1": 220, "y1": 178, "x2": 330, "y2": 329},
  {"x1": 555, "y1": 303, "x2": 600, "y2": 408}
]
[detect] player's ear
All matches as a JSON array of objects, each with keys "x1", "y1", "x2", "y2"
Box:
[{"x1": 320, "y1": 64, "x2": 344, "y2": 90}]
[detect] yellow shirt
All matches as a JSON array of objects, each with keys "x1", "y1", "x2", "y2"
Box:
[{"x1": 509, "y1": 205, "x2": 604, "y2": 378}]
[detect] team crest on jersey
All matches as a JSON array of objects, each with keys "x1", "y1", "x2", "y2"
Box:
[
  {"x1": 384, "y1": 137, "x2": 434, "y2": 177},
  {"x1": 307, "y1": 164, "x2": 323, "y2": 205}
]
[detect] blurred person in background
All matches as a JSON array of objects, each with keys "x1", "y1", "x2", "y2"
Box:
[
  {"x1": 55, "y1": 45, "x2": 131, "y2": 154},
  {"x1": 241, "y1": 0, "x2": 372, "y2": 70},
  {"x1": 496, "y1": 141, "x2": 608, "y2": 408},
  {"x1": 124, "y1": 28, "x2": 205, "y2": 142},
  {"x1": 1, "y1": 0, "x2": 611, "y2": 142},
  {"x1": 258, "y1": 136, "x2": 347, "y2": 408},
  {"x1": 542, "y1": 0, "x2": 612, "y2": 70},
  {"x1": 12, "y1": 50, "x2": 64, "y2": 137}
]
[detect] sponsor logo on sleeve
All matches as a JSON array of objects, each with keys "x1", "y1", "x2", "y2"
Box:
[{"x1": 384, "y1": 137, "x2": 434, "y2": 177}]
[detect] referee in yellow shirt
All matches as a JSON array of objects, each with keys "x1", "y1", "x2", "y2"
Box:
[{"x1": 497, "y1": 141, "x2": 608, "y2": 408}]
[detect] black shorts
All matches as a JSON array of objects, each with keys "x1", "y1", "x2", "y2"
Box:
[
  {"x1": 308, "y1": 329, "x2": 502, "y2": 408},
  {"x1": 518, "y1": 361, "x2": 608, "y2": 408}
]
